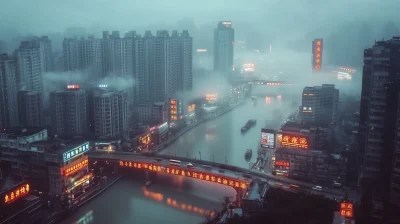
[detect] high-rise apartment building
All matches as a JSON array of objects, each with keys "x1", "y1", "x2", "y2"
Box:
[
  {"x1": 93, "y1": 90, "x2": 128, "y2": 139},
  {"x1": 0, "y1": 54, "x2": 19, "y2": 129},
  {"x1": 358, "y1": 37, "x2": 400, "y2": 207},
  {"x1": 16, "y1": 41, "x2": 44, "y2": 93},
  {"x1": 300, "y1": 84, "x2": 339, "y2": 125},
  {"x1": 49, "y1": 85, "x2": 87, "y2": 136},
  {"x1": 62, "y1": 36, "x2": 101, "y2": 76},
  {"x1": 35, "y1": 36, "x2": 53, "y2": 72},
  {"x1": 134, "y1": 30, "x2": 192, "y2": 104},
  {"x1": 18, "y1": 90, "x2": 43, "y2": 127},
  {"x1": 213, "y1": 21, "x2": 234, "y2": 76}
]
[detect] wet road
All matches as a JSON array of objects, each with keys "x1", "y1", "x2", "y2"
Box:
[
  {"x1": 160, "y1": 93, "x2": 291, "y2": 170},
  {"x1": 61, "y1": 173, "x2": 236, "y2": 224}
]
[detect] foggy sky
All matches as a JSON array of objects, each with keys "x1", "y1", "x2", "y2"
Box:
[{"x1": 1, "y1": 0, "x2": 399, "y2": 40}]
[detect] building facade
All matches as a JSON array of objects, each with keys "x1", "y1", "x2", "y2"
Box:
[
  {"x1": 358, "y1": 37, "x2": 400, "y2": 206},
  {"x1": 17, "y1": 90, "x2": 43, "y2": 127},
  {"x1": 16, "y1": 41, "x2": 44, "y2": 93},
  {"x1": 0, "y1": 54, "x2": 19, "y2": 129},
  {"x1": 49, "y1": 87, "x2": 88, "y2": 136},
  {"x1": 301, "y1": 84, "x2": 339, "y2": 125},
  {"x1": 93, "y1": 90, "x2": 128, "y2": 139},
  {"x1": 137, "y1": 102, "x2": 167, "y2": 123},
  {"x1": 213, "y1": 21, "x2": 234, "y2": 76}
]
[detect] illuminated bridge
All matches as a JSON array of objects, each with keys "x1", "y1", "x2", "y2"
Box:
[{"x1": 89, "y1": 152, "x2": 357, "y2": 202}]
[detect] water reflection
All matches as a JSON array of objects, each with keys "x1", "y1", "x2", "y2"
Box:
[
  {"x1": 73, "y1": 210, "x2": 94, "y2": 224},
  {"x1": 142, "y1": 187, "x2": 216, "y2": 217}
]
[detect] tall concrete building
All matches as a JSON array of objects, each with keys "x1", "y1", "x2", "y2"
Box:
[
  {"x1": 18, "y1": 90, "x2": 43, "y2": 127},
  {"x1": 93, "y1": 90, "x2": 128, "y2": 139},
  {"x1": 49, "y1": 86, "x2": 87, "y2": 136},
  {"x1": 358, "y1": 37, "x2": 400, "y2": 208},
  {"x1": 62, "y1": 36, "x2": 101, "y2": 76},
  {"x1": 16, "y1": 41, "x2": 44, "y2": 93},
  {"x1": 34, "y1": 36, "x2": 53, "y2": 72},
  {"x1": 0, "y1": 54, "x2": 19, "y2": 129},
  {"x1": 300, "y1": 84, "x2": 339, "y2": 125},
  {"x1": 213, "y1": 21, "x2": 234, "y2": 76},
  {"x1": 134, "y1": 30, "x2": 192, "y2": 104}
]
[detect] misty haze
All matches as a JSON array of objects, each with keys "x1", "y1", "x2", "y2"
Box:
[{"x1": 0, "y1": 1, "x2": 399, "y2": 224}]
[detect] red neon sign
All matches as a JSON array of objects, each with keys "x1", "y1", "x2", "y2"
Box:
[
  {"x1": 119, "y1": 160, "x2": 247, "y2": 189},
  {"x1": 3, "y1": 183, "x2": 30, "y2": 205},
  {"x1": 275, "y1": 161, "x2": 290, "y2": 167},
  {"x1": 340, "y1": 202, "x2": 353, "y2": 218},
  {"x1": 313, "y1": 39, "x2": 323, "y2": 71},
  {"x1": 64, "y1": 159, "x2": 88, "y2": 176},
  {"x1": 67, "y1": 85, "x2": 80, "y2": 89},
  {"x1": 280, "y1": 134, "x2": 308, "y2": 149}
]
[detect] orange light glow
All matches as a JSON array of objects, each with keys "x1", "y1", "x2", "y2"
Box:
[
  {"x1": 205, "y1": 94, "x2": 217, "y2": 102},
  {"x1": 64, "y1": 159, "x2": 88, "y2": 176},
  {"x1": 188, "y1": 104, "x2": 196, "y2": 113},
  {"x1": 340, "y1": 202, "x2": 354, "y2": 218},
  {"x1": 313, "y1": 39, "x2": 323, "y2": 71},
  {"x1": 140, "y1": 132, "x2": 151, "y2": 145},
  {"x1": 3, "y1": 183, "x2": 30, "y2": 205},
  {"x1": 280, "y1": 134, "x2": 308, "y2": 149},
  {"x1": 275, "y1": 161, "x2": 290, "y2": 167},
  {"x1": 119, "y1": 160, "x2": 247, "y2": 189},
  {"x1": 143, "y1": 188, "x2": 215, "y2": 217}
]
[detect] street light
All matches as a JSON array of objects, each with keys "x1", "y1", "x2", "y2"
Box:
[{"x1": 199, "y1": 151, "x2": 202, "y2": 160}]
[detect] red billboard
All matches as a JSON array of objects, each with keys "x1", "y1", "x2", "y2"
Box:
[
  {"x1": 312, "y1": 39, "x2": 323, "y2": 71},
  {"x1": 340, "y1": 202, "x2": 353, "y2": 219},
  {"x1": 275, "y1": 161, "x2": 290, "y2": 167},
  {"x1": 278, "y1": 134, "x2": 309, "y2": 149}
]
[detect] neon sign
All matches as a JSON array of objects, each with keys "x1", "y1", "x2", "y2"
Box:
[
  {"x1": 196, "y1": 49, "x2": 207, "y2": 53},
  {"x1": 261, "y1": 128, "x2": 276, "y2": 149},
  {"x1": 3, "y1": 183, "x2": 30, "y2": 205},
  {"x1": 63, "y1": 142, "x2": 90, "y2": 162},
  {"x1": 119, "y1": 160, "x2": 247, "y2": 189},
  {"x1": 280, "y1": 134, "x2": 308, "y2": 149},
  {"x1": 188, "y1": 104, "x2": 196, "y2": 113},
  {"x1": 340, "y1": 202, "x2": 353, "y2": 218},
  {"x1": 67, "y1": 85, "x2": 80, "y2": 89},
  {"x1": 205, "y1": 94, "x2": 217, "y2": 102},
  {"x1": 275, "y1": 161, "x2": 290, "y2": 167},
  {"x1": 64, "y1": 159, "x2": 88, "y2": 176},
  {"x1": 312, "y1": 39, "x2": 323, "y2": 71},
  {"x1": 99, "y1": 84, "x2": 108, "y2": 88},
  {"x1": 221, "y1": 21, "x2": 232, "y2": 28},
  {"x1": 170, "y1": 99, "x2": 177, "y2": 121}
]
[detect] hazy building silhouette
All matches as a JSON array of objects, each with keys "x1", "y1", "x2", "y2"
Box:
[
  {"x1": 35, "y1": 36, "x2": 53, "y2": 72},
  {"x1": 300, "y1": 84, "x2": 339, "y2": 125},
  {"x1": 18, "y1": 90, "x2": 43, "y2": 127},
  {"x1": 49, "y1": 86, "x2": 87, "y2": 136},
  {"x1": 16, "y1": 40, "x2": 44, "y2": 93},
  {"x1": 358, "y1": 37, "x2": 400, "y2": 207},
  {"x1": 0, "y1": 54, "x2": 19, "y2": 129},
  {"x1": 213, "y1": 21, "x2": 234, "y2": 76}
]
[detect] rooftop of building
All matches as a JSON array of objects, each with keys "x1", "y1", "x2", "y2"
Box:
[
  {"x1": 0, "y1": 178, "x2": 24, "y2": 194},
  {"x1": 0, "y1": 127, "x2": 46, "y2": 138},
  {"x1": 242, "y1": 180, "x2": 268, "y2": 201},
  {"x1": 30, "y1": 138, "x2": 89, "y2": 155}
]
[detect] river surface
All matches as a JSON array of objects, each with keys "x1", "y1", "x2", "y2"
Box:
[{"x1": 61, "y1": 87, "x2": 295, "y2": 224}]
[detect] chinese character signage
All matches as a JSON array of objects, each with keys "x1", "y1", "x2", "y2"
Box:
[
  {"x1": 280, "y1": 134, "x2": 308, "y2": 149},
  {"x1": 119, "y1": 160, "x2": 247, "y2": 189},
  {"x1": 188, "y1": 104, "x2": 196, "y2": 113},
  {"x1": 275, "y1": 160, "x2": 290, "y2": 167},
  {"x1": 64, "y1": 159, "x2": 88, "y2": 176},
  {"x1": 340, "y1": 202, "x2": 353, "y2": 219},
  {"x1": 63, "y1": 142, "x2": 90, "y2": 162},
  {"x1": 67, "y1": 84, "x2": 80, "y2": 89},
  {"x1": 3, "y1": 183, "x2": 30, "y2": 205},
  {"x1": 169, "y1": 98, "x2": 177, "y2": 121},
  {"x1": 312, "y1": 39, "x2": 323, "y2": 71},
  {"x1": 261, "y1": 129, "x2": 276, "y2": 149}
]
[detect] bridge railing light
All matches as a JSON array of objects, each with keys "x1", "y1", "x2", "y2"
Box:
[{"x1": 119, "y1": 160, "x2": 247, "y2": 189}]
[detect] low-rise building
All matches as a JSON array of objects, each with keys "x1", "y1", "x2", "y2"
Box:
[
  {"x1": 241, "y1": 180, "x2": 269, "y2": 213},
  {"x1": 274, "y1": 147, "x2": 347, "y2": 183},
  {"x1": 137, "y1": 102, "x2": 167, "y2": 124}
]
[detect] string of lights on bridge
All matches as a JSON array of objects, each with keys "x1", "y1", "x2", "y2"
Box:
[{"x1": 119, "y1": 160, "x2": 248, "y2": 189}]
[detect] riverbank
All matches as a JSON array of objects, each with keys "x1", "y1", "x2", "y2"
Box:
[
  {"x1": 44, "y1": 175, "x2": 123, "y2": 224},
  {"x1": 155, "y1": 100, "x2": 246, "y2": 153}
]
